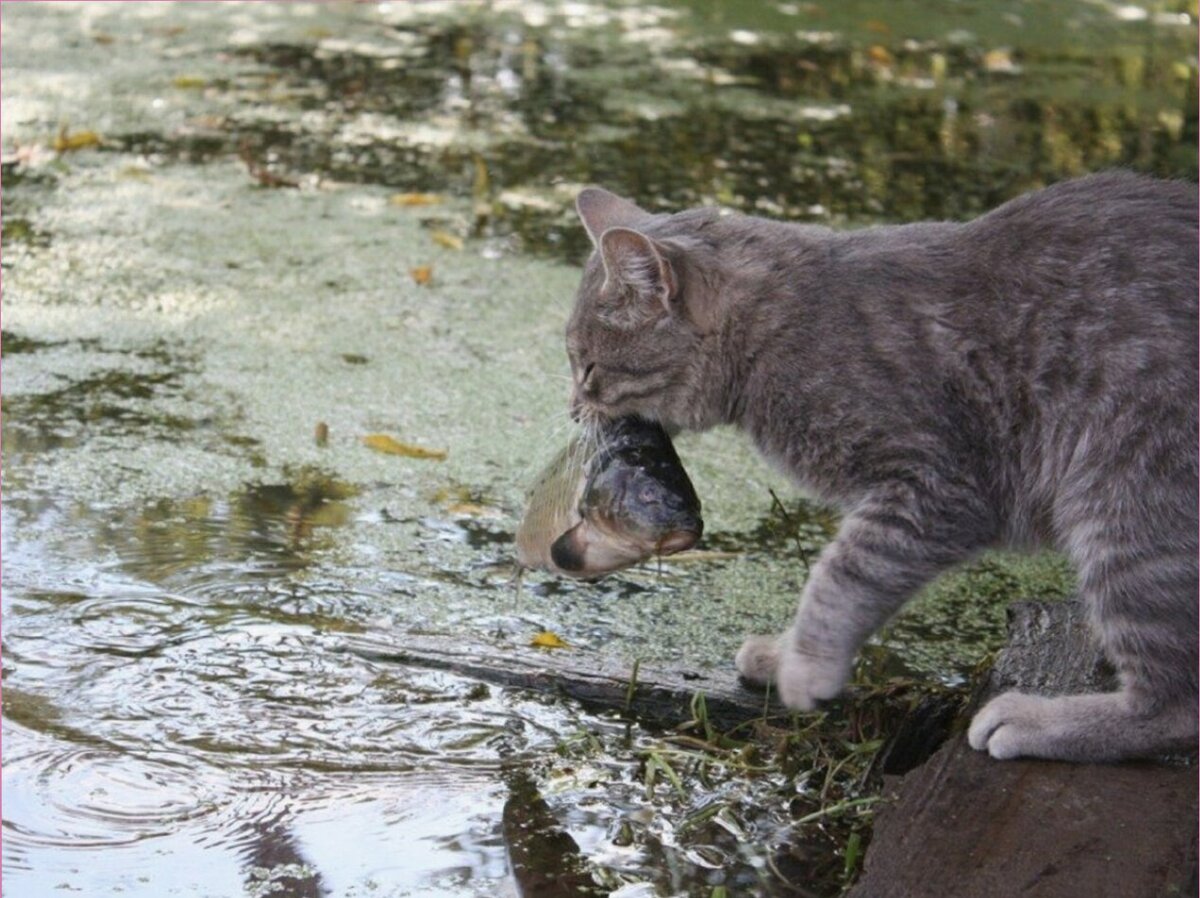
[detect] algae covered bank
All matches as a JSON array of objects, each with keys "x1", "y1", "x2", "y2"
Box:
[{"x1": 2, "y1": 2, "x2": 1193, "y2": 896}]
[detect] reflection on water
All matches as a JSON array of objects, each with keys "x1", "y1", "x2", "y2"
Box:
[
  {"x1": 1, "y1": 475, "x2": 810, "y2": 895},
  {"x1": 3, "y1": 500, "x2": 549, "y2": 896},
  {"x1": 114, "y1": 0, "x2": 1197, "y2": 260}
]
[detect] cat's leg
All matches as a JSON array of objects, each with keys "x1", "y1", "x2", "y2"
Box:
[
  {"x1": 737, "y1": 485, "x2": 993, "y2": 710},
  {"x1": 970, "y1": 476, "x2": 1198, "y2": 761}
]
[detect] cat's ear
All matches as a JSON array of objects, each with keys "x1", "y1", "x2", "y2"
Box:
[
  {"x1": 597, "y1": 226, "x2": 677, "y2": 316},
  {"x1": 576, "y1": 188, "x2": 652, "y2": 245}
]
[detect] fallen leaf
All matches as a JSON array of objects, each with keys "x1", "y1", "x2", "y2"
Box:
[
  {"x1": 867, "y1": 45, "x2": 893, "y2": 66},
  {"x1": 237, "y1": 139, "x2": 300, "y2": 189},
  {"x1": 118, "y1": 166, "x2": 153, "y2": 182},
  {"x1": 53, "y1": 128, "x2": 102, "y2": 153},
  {"x1": 389, "y1": 192, "x2": 442, "y2": 207},
  {"x1": 315, "y1": 421, "x2": 329, "y2": 447},
  {"x1": 431, "y1": 230, "x2": 464, "y2": 251},
  {"x1": 472, "y1": 154, "x2": 490, "y2": 213},
  {"x1": 982, "y1": 48, "x2": 1019, "y2": 74},
  {"x1": 446, "y1": 501, "x2": 501, "y2": 518},
  {"x1": 363, "y1": 433, "x2": 447, "y2": 460},
  {"x1": 172, "y1": 75, "x2": 208, "y2": 90},
  {"x1": 410, "y1": 264, "x2": 433, "y2": 285},
  {"x1": 530, "y1": 631, "x2": 569, "y2": 649}
]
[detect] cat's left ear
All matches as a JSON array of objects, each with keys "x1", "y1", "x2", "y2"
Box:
[
  {"x1": 576, "y1": 188, "x2": 652, "y2": 245},
  {"x1": 598, "y1": 227, "x2": 677, "y2": 316}
]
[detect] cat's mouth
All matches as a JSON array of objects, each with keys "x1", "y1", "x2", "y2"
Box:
[{"x1": 569, "y1": 398, "x2": 612, "y2": 428}]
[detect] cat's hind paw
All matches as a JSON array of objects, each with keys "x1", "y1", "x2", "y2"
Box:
[
  {"x1": 968, "y1": 691, "x2": 1058, "y2": 760},
  {"x1": 734, "y1": 634, "x2": 780, "y2": 686}
]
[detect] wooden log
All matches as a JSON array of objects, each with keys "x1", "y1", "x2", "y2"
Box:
[
  {"x1": 848, "y1": 600, "x2": 1198, "y2": 898},
  {"x1": 332, "y1": 631, "x2": 778, "y2": 732}
]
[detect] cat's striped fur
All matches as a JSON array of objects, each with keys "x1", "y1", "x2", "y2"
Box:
[{"x1": 565, "y1": 172, "x2": 1198, "y2": 762}]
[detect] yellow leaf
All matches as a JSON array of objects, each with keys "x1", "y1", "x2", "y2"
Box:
[
  {"x1": 53, "y1": 128, "x2": 102, "y2": 153},
  {"x1": 409, "y1": 265, "x2": 433, "y2": 285},
  {"x1": 389, "y1": 192, "x2": 442, "y2": 207},
  {"x1": 431, "y1": 230, "x2": 464, "y2": 251},
  {"x1": 171, "y1": 75, "x2": 208, "y2": 90},
  {"x1": 363, "y1": 434, "x2": 447, "y2": 460},
  {"x1": 530, "y1": 631, "x2": 569, "y2": 649},
  {"x1": 982, "y1": 48, "x2": 1018, "y2": 74},
  {"x1": 446, "y1": 501, "x2": 501, "y2": 518},
  {"x1": 867, "y1": 45, "x2": 893, "y2": 66},
  {"x1": 472, "y1": 154, "x2": 490, "y2": 201}
]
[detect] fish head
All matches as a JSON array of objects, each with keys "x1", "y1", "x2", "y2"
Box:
[
  {"x1": 550, "y1": 460, "x2": 702, "y2": 576},
  {"x1": 590, "y1": 452, "x2": 702, "y2": 548}
]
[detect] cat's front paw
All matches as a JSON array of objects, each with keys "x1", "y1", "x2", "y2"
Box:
[
  {"x1": 774, "y1": 648, "x2": 851, "y2": 712},
  {"x1": 968, "y1": 691, "x2": 1055, "y2": 760},
  {"x1": 734, "y1": 634, "x2": 780, "y2": 686}
]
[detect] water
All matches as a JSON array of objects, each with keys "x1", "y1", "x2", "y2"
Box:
[{"x1": 2, "y1": 1, "x2": 1193, "y2": 895}]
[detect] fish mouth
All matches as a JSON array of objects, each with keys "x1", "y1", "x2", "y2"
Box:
[
  {"x1": 549, "y1": 527, "x2": 590, "y2": 573},
  {"x1": 655, "y1": 528, "x2": 700, "y2": 556},
  {"x1": 549, "y1": 517, "x2": 702, "y2": 577}
]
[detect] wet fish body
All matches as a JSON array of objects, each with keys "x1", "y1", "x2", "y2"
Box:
[{"x1": 517, "y1": 417, "x2": 703, "y2": 577}]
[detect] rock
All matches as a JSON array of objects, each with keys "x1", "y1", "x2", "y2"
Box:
[{"x1": 849, "y1": 600, "x2": 1198, "y2": 898}]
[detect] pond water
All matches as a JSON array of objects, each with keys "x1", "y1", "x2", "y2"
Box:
[{"x1": 2, "y1": 2, "x2": 1194, "y2": 896}]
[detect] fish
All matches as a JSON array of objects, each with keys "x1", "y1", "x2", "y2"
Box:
[{"x1": 516, "y1": 416, "x2": 703, "y2": 577}]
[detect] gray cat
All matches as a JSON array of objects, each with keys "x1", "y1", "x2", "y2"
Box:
[{"x1": 564, "y1": 171, "x2": 1198, "y2": 763}]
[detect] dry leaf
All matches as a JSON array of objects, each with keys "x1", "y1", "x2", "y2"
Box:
[
  {"x1": 867, "y1": 45, "x2": 893, "y2": 66},
  {"x1": 363, "y1": 433, "x2": 447, "y2": 460},
  {"x1": 315, "y1": 421, "x2": 329, "y2": 447},
  {"x1": 431, "y1": 230, "x2": 464, "y2": 251},
  {"x1": 238, "y1": 139, "x2": 299, "y2": 189},
  {"x1": 389, "y1": 192, "x2": 442, "y2": 207},
  {"x1": 446, "y1": 501, "x2": 501, "y2": 518},
  {"x1": 530, "y1": 631, "x2": 569, "y2": 649},
  {"x1": 410, "y1": 264, "x2": 433, "y2": 285},
  {"x1": 171, "y1": 75, "x2": 208, "y2": 90},
  {"x1": 472, "y1": 154, "x2": 490, "y2": 199},
  {"x1": 982, "y1": 48, "x2": 1019, "y2": 74},
  {"x1": 53, "y1": 128, "x2": 102, "y2": 153}
]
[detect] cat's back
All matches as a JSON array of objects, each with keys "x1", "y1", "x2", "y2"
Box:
[
  {"x1": 968, "y1": 171, "x2": 1197, "y2": 288},
  {"x1": 953, "y1": 172, "x2": 1197, "y2": 356}
]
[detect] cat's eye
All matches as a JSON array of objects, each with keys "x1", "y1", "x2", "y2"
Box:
[{"x1": 582, "y1": 363, "x2": 595, "y2": 384}]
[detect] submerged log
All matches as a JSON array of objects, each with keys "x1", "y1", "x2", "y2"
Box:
[
  {"x1": 848, "y1": 600, "x2": 1198, "y2": 898},
  {"x1": 333, "y1": 630, "x2": 776, "y2": 732}
]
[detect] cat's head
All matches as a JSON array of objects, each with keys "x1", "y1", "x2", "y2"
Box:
[{"x1": 566, "y1": 188, "x2": 724, "y2": 431}]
